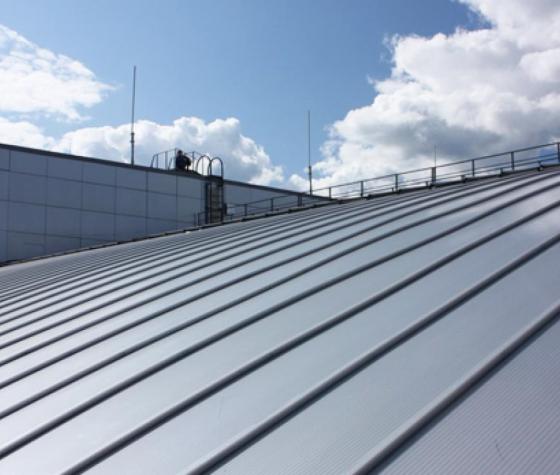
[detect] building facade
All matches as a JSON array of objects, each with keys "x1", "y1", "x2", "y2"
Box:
[{"x1": 0, "y1": 144, "x2": 312, "y2": 262}]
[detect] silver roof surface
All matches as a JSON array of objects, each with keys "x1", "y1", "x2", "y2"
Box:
[{"x1": 1, "y1": 167, "x2": 560, "y2": 474}]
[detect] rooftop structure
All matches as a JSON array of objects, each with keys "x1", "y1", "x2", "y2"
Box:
[{"x1": 0, "y1": 142, "x2": 318, "y2": 263}]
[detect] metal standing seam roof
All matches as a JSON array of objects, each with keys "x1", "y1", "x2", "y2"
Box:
[{"x1": 1, "y1": 167, "x2": 560, "y2": 473}]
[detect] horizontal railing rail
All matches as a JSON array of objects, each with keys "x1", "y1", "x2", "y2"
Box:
[
  {"x1": 194, "y1": 192, "x2": 328, "y2": 226},
  {"x1": 214, "y1": 141, "x2": 560, "y2": 223}
]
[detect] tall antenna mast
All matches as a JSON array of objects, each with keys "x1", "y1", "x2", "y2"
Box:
[
  {"x1": 307, "y1": 110, "x2": 313, "y2": 195},
  {"x1": 130, "y1": 65, "x2": 137, "y2": 166}
]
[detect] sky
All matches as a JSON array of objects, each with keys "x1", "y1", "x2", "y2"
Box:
[{"x1": 0, "y1": 0, "x2": 559, "y2": 189}]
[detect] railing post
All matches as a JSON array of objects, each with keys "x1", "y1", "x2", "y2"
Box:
[
  {"x1": 328, "y1": 187, "x2": 332, "y2": 199},
  {"x1": 298, "y1": 194, "x2": 303, "y2": 207},
  {"x1": 244, "y1": 204, "x2": 248, "y2": 217},
  {"x1": 471, "y1": 159, "x2": 475, "y2": 177},
  {"x1": 270, "y1": 198, "x2": 274, "y2": 212},
  {"x1": 557, "y1": 142, "x2": 560, "y2": 163},
  {"x1": 431, "y1": 167, "x2": 436, "y2": 185},
  {"x1": 394, "y1": 174, "x2": 398, "y2": 192},
  {"x1": 510, "y1": 151, "x2": 515, "y2": 171},
  {"x1": 360, "y1": 181, "x2": 364, "y2": 198}
]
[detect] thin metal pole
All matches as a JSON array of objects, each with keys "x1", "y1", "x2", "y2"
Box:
[
  {"x1": 130, "y1": 65, "x2": 136, "y2": 166},
  {"x1": 307, "y1": 110, "x2": 313, "y2": 195}
]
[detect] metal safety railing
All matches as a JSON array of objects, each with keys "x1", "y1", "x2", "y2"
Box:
[
  {"x1": 224, "y1": 141, "x2": 560, "y2": 221},
  {"x1": 193, "y1": 192, "x2": 328, "y2": 226},
  {"x1": 314, "y1": 142, "x2": 560, "y2": 200},
  {"x1": 226, "y1": 193, "x2": 328, "y2": 221}
]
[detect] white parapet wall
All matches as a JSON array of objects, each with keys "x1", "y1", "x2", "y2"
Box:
[{"x1": 0, "y1": 144, "x2": 315, "y2": 263}]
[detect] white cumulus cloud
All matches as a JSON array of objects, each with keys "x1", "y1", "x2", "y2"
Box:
[
  {"x1": 55, "y1": 117, "x2": 284, "y2": 185},
  {"x1": 291, "y1": 0, "x2": 560, "y2": 190},
  {"x1": 0, "y1": 117, "x2": 55, "y2": 149},
  {"x1": 0, "y1": 25, "x2": 112, "y2": 120}
]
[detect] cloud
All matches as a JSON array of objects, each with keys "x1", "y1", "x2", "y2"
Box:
[
  {"x1": 55, "y1": 116, "x2": 284, "y2": 185},
  {"x1": 0, "y1": 117, "x2": 55, "y2": 149},
  {"x1": 291, "y1": 0, "x2": 560, "y2": 190},
  {"x1": 0, "y1": 24, "x2": 112, "y2": 120}
]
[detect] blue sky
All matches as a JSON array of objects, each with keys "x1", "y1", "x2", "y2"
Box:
[{"x1": 0, "y1": 0, "x2": 559, "y2": 188}]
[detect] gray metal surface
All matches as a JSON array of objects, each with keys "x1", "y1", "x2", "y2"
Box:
[{"x1": 0, "y1": 167, "x2": 560, "y2": 474}]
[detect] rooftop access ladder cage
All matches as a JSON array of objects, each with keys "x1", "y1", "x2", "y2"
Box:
[
  {"x1": 150, "y1": 149, "x2": 224, "y2": 178},
  {"x1": 205, "y1": 176, "x2": 225, "y2": 224},
  {"x1": 151, "y1": 148, "x2": 225, "y2": 225}
]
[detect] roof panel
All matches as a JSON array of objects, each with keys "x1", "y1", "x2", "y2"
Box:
[
  {"x1": 379, "y1": 318, "x2": 560, "y2": 475},
  {"x1": 0, "y1": 167, "x2": 559, "y2": 473}
]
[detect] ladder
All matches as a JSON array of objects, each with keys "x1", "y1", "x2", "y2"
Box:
[{"x1": 205, "y1": 177, "x2": 224, "y2": 224}]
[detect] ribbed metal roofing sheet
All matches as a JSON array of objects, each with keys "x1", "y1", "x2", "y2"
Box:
[{"x1": 1, "y1": 167, "x2": 560, "y2": 474}]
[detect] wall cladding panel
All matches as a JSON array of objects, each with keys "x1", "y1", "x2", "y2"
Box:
[
  {"x1": 148, "y1": 173, "x2": 176, "y2": 194},
  {"x1": 83, "y1": 162, "x2": 116, "y2": 186},
  {"x1": 250, "y1": 188, "x2": 287, "y2": 203},
  {"x1": 81, "y1": 211, "x2": 115, "y2": 241},
  {"x1": 0, "y1": 171, "x2": 8, "y2": 200},
  {"x1": 46, "y1": 235, "x2": 81, "y2": 254},
  {"x1": 116, "y1": 215, "x2": 147, "y2": 241},
  {"x1": 117, "y1": 168, "x2": 146, "y2": 190},
  {"x1": 8, "y1": 202, "x2": 45, "y2": 234},
  {"x1": 47, "y1": 178, "x2": 83, "y2": 209},
  {"x1": 177, "y1": 196, "x2": 202, "y2": 223},
  {"x1": 116, "y1": 188, "x2": 146, "y2": 217},
  {"x1": 147, "y1": 218, "x2": 178, "y2": 235},
  {"x1": 9, "y1": 173, "x2": 47, "y2": 205},
  {"x1": 177, "y1": 176, "x2": 204, "y2": 199},
  {"x1": 0, "y1": 229, "x2": 6, "y2": 261},
  {"x1": 83, "y1": 183, "x2": 115, "y2": 213},
  {"x1": 10, "y1": 151, "x2": 47, "y2": 176},
  {"x1": 0, "y1": 200, "x2": 7, "y2": 230},
  {"x1": 46, "y1": 207, "x2": 81, "y2": 236},
  {"x1": 0, "y1": 148, "x2": 9, "y2": 170},
  {"x1": 80, "y1": 237, "x2": 110, "y2": 247},
  {"x1": 224, "y1": 185, "x2": 250, "y2": 204},
  {"x1": 48, "y1": 156, "x2": 82, "y2": 180},
  {"x1": 7, "y1": 231, "x2": 45, "y2": 260},
  {"x1": 147, "y1": 193, "x2": 177, "y2": 220}
]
